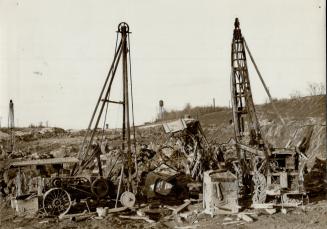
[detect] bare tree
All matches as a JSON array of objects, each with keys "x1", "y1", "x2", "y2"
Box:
[
  {"x1": 307, "y1": 82, "x2": 326, "y2": 96},
  {"x1": 289, "y1": 90, "x2": 302, "y2": 99}
]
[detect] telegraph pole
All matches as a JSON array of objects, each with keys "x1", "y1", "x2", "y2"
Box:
[{"x1": 8, "y1": 99, "x2": 15, "y2": 154}]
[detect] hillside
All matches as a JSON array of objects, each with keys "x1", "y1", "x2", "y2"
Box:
[
  {"x1": 198, "y1": 95, "x2": 326, "y2": 168},
  {"x1": 0, "y1": 95, "x2": 325, "y2": 168}
]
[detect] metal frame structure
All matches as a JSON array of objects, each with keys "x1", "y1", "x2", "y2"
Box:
[
  {"x1": 162, "y1": 118, "x2": 212, "y2": 180},
  {"x1": 72, "y1": 22, "x2": 134, "y2": 181},
  {"x1": 231, "y1": 18, "x2": 270, "y2": 190},
  {"x1": 230, "y1": 18, "x2": 305, "y2": 205},
  {"x1": 14, "y1": 22, "x2": 138, "y2": 216}
]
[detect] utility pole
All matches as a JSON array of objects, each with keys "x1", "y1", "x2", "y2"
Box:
[{"x1": 8, "y1": 99, "x2": 15, "y2": 154}]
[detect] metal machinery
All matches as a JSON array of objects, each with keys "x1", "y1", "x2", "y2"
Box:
[
  {"x1": 42, "y1": 22, "x2": 137, "y2": 216},
  {"x1": 230, "y1": 18, "x2": 305, "y2": 206},
  {"x1": 162, "y1": 118, "x2": 216, "y2": 181}
]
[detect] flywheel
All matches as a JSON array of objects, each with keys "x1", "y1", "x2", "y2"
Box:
[
  {"x1": 43, "y1": 188, "x2": 71, "y2": 216},
  {"x1": 91, "y1": 178, "x2": 109, "y2": 198}
]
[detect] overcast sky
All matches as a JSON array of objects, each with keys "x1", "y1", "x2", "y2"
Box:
[{"x1": 0, "y1": 0, "x2": 325, "y2": 129}]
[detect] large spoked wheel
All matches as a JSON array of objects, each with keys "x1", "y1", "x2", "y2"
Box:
[{"x1": 43, "y1": 188, "x2": 71, "y2": 216}]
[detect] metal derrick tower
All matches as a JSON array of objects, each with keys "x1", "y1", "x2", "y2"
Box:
[
  {"x1": 230, "y1": 18, "x2": 263, "y2": 147},
  {"x1": 72, "y1": 23, "x2": 135, "y2": 193}
]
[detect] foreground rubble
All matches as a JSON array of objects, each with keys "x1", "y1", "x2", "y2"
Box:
[
  {"x1": 0, "y1": 124, "x2": 325, "y2": 229},
  {"x1": 1, "y1": 196, "x2": 327, "y2": 229}
]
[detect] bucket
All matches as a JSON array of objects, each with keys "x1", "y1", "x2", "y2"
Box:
[{"x1": 96, "y1": 207, "x2": 107, "y2": 217}]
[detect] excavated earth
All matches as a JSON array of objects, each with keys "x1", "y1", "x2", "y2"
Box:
[{"x1": 0, "y1": 95, "x2": 326, "y2": 228}]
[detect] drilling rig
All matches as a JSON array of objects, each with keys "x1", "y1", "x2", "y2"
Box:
[
  {"x1": 30, "y1": 22, "x2": 138, "y2": 216},
  {"x1": 230, "y1": 18, "x2": 305, "y2": 206}
]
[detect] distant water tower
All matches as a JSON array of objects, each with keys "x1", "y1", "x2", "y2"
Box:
[
  {"x1": 8, "y1": 100, "x2": 14, "y2": 128},
  {"x1": 159, "y1": 100, "x2": 164, "y2": 120}
]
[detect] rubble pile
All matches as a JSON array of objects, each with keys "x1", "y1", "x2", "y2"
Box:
[
  {"x1": 304, "y1": 157, "x2": 327, "y2": 194},
  {"x1": 0, "y1": 114, "x2": 325, "y2": 228}
]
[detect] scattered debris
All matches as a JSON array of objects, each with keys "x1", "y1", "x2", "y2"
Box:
[
  {"x1": 265, "y1": 208, "x2": 277, "y2": 215},
  {"x1": 222, "y1": 220, "x2": 244, "y2": 226},
  {"x1": 304, "y1": 157, "x2": 327, "y2": 194},
  {"x1": 119, "y1": 215, "x2": 155, "y2": 223},
  {"x1": 252, "y1": 203, "x2": 274, "y2": 209},
  {"x1": 237, "y1": 213, "x2": 253, "y2": 222},
  {"x1": 14, "y1": 194, "x2": 38, "y2": 215},
  {"x1": 38, "y1": 220, "x2": 49, "y2": 224},
  {"x1": 203, "y1": 169, "x2": 239, "y2": 215},
  {"x1": 173, "y1": 199, "x2": 191, "y2": 215},
  {"x1": 162, "y1": 118, "x2": 221, "y2": 181},
  {"x1": 174, "y1": 226, "x2": 199, "y2": 229},
  {"x1": 108, "y1": 206, "x2": 128, "y2": 213}
]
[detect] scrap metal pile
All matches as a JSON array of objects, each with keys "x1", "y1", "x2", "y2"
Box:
[
  {"x1": 159, "y1": 118, "x2": 222, "y2": 180},
  {"x1": 0, "y1": 19, "x2": 325, "y2": 228}
]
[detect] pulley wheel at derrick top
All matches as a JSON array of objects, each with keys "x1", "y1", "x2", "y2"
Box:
[
  {"x1": 120, "y1": 191, "x2": 136, "y2": 208},
  {"x1": 91, "y1": 178, "x2": 109, "y2": 198}
]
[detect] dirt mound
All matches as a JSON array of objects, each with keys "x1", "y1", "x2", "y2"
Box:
[
  {"x1": 0, "y1": 131, "x2": 9, "y2": 140},
  {"x1": 194, "y1": 95, "x2": 326, "y2": 169}
]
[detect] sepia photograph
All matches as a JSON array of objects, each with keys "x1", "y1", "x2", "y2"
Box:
[{"x1": 0, "y1": 0, "x2": 326, "y2": 228}]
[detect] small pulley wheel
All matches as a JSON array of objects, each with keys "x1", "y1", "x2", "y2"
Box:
[
  {"x1": 51, "y1": 178, "x2": 62, "y2": 187},
  {"x1": 91, "y1": 178, "x2": 109, "y2": 198},
  {"x1": 120, "y1": 191, "x2": 136, "y2": 208},
  {"x1": 118, "y1": 22, "x2": 129, "y2": 33}
]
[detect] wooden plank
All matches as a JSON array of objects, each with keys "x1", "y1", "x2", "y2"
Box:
[
  {"x1": 238, "y1": 213, "x2": 253, "y2": 222},
  {"x1": 173, "y1": 200, "x2": 191, "y2": 214},
  {"x1": 222, "y1": 221, "x2": 242, "y2": 225},
  {"x1": 251, "y1": 203, "x2": 274, "y2": 209},
  {"x1": 10, "y1": 157, "x2": 79, "y2": 167},
  {"x1": 265, "y1": 209, "x2": 277, "y2": 215},
  {"x1": 237, "y1": 143, "x2": 265, "y2": 156},
  {"x1": 108, "y1": 206, "x2": 128, "y2": 213},
  {"x1": 119, "y1": 215, "x2": 155, "y2": 223}
]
